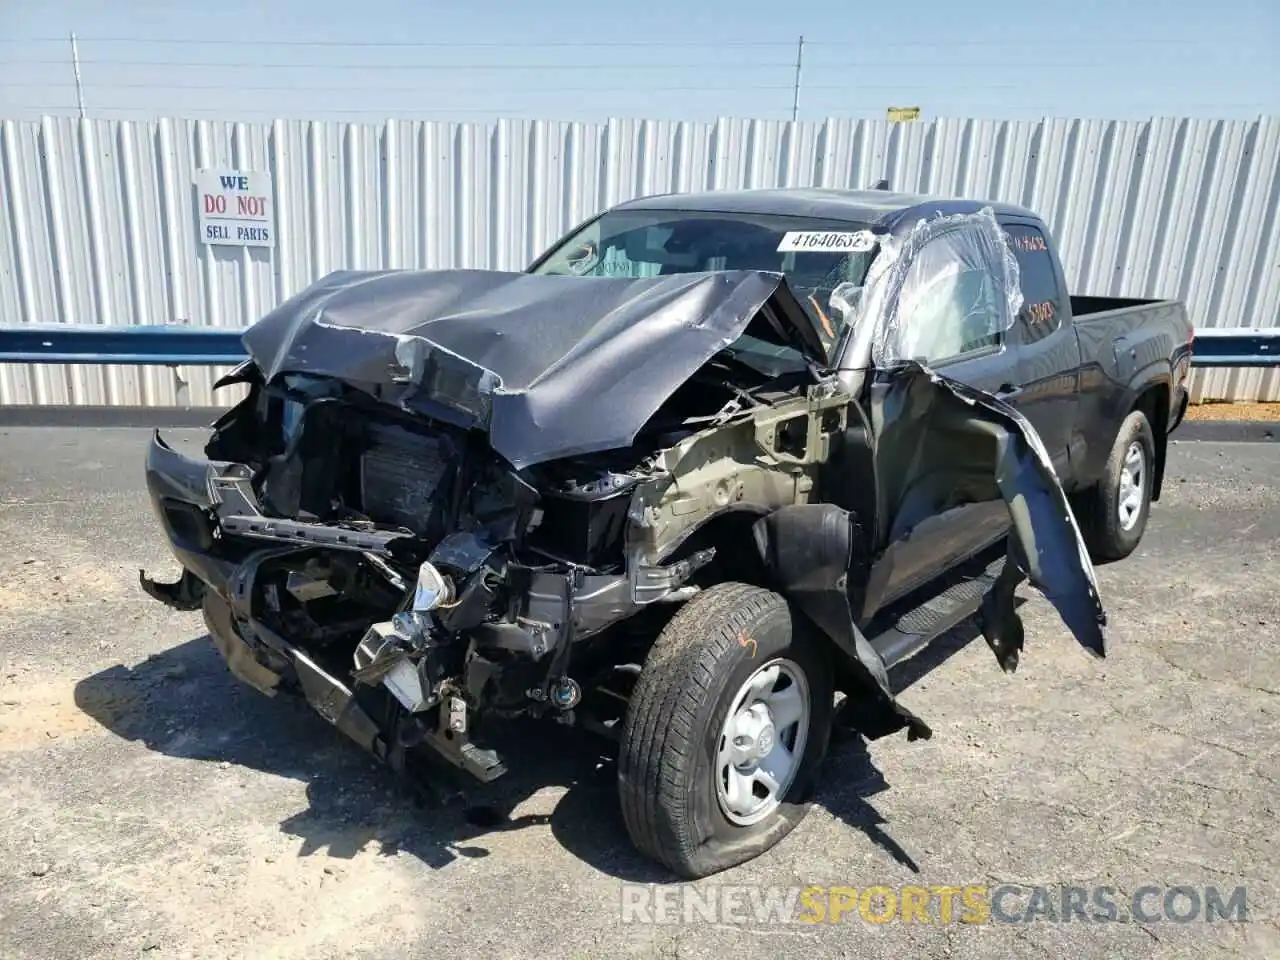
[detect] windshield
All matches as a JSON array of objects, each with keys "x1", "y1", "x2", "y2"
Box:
[{"x1": 529, "y1": 208, "x2": 880, "y2": 365}]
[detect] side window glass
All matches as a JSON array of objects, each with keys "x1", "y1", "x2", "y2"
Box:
[
  {"x1": 893, "y1": 227, "x2": 1005, "y2": 365},
  {"x1": 1005, "y1": 225, "x2": 1063, "y2": 343},
  {"x1": 535, "y1": 222, "x2": 664, "y2": 278},
  {"x1": 537, "y1": 220, "x2": 603, "y2": 275}
]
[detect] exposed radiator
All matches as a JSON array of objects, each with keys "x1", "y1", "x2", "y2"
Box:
[{"x1": 359, "y1": 422, "x2": 452, "y2": 533}]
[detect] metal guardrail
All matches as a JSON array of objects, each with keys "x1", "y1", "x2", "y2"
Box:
[
  {"x1": 0, "y1": 324, "x2": 1277, "y2": 368},
  {"x1": 1185, "y1": 329, "x2": 1280, "y2": 368},
  {"x1": 0, "y1": 325, "x2": 248, "y2": 365}
]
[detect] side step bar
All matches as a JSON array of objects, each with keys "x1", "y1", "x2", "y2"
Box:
[{"x1": 866, "y1": 554, "x2": 1006, "y2": 669}]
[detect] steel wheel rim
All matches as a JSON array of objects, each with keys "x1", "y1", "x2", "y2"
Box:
[
  {"x1": 715, "y1": 657, "x2": 811, "y2": 827},
  {"x1": 1117, "y1": 441, "x2": 1146, "y2": 531}
]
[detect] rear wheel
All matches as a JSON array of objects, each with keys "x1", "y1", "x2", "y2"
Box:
[
  {"x1": 618, "y1": 582, "x2": 833, "y2": 878},
  {"x1": 1072, "y1": 409, "x2": 1155, "y2": 563}
]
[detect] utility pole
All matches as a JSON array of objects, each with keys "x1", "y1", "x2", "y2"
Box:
[
  {"x1": 70, "y1": 32, "x2": 86, "y2": 119},
  {"x1": 790, "y1": 35, "x2": 805, "y2": 123}
]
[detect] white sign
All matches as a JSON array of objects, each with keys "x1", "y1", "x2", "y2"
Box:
[
  {"x1": 197, "y1": 168, "x2": 275, "y2": 247},
  {"x1": 777, "y1": 230, "x2": 877, "y2": 253}
]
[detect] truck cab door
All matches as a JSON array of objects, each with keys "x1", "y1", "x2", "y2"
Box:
[
  {"x1": 1003, "y1": 221, "x2": 1080, "y2": 483},
  {"x1": 862, "y1": 357, "x2": 1016, "y2": 617},
  {"x1": 859, "y1": 222, "x2": 1023, "y2": 616}
]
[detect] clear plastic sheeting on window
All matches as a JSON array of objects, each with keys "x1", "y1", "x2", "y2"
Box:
[{"x1": 834, "y1": 207, "x2": 1023, "y2": 370}]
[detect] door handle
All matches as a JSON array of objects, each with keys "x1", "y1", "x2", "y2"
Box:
[{"x1": 995, "y1": 383, "x2": 1023, "y2": 400}]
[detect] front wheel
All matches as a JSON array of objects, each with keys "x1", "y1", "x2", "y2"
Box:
[
  {"x1": 1072, "y1": 409, "x2": 1156, "y2": 563},
  {"x1": 618, "y1": 582, "x2": 833, "y2": 878}
]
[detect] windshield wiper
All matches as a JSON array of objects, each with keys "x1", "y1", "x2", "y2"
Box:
[{"x1": 707, "y1": 348, "x2": 773, "y2": 381}]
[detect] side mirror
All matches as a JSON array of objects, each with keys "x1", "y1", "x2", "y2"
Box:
[
  {"x1": 564, "y1": 242, "x2": 599, "y2": 275},
  {"x1": 828, "y1": 282, "x2": 865, "y2": 328}
]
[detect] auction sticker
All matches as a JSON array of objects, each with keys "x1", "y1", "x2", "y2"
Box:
[{"x1": 777, "y1": 230, "x2": 877, "y2": 253}]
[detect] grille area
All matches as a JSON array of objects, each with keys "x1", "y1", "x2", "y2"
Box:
[{"x1": 358, "y1": 422, "x2": 452, "y2": 533}]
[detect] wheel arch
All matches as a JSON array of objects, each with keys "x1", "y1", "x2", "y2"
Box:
[
  {"x1": 1130, "y1": 380, "x2": 1170, "y2": 501},
  {"x1": 658, "y1": 504, "x2": 882, "y2": 703},
  {"x1": 658, "y1": 505, "x2": 774, "y2": 589}
]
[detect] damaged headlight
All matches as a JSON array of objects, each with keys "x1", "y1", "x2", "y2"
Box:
[
  {"x1": 412, "y1": 560, "x2": 453, "y2": 612},
  {"x1": 353, "y1": 620, "x2": 436, "y2": 713},
  {"x1": 350, "y1": 560, "x2": 462, "y2": 713},
  {"x1": 390, "y1": 560, "x2": 460, "y2": 639}
]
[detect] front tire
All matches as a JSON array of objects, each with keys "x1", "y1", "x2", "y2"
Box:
[
  {"x1": 618, "y1": 582, "x2": 833, "y2": 878},
  {"x1": 1072, "y1": 409, "x2": 1156, "y2": 563}
]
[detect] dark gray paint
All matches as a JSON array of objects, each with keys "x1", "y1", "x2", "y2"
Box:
[
  {"x1": 239, "y1": 268, "x2": 823, "y2": 469},
  {"x1": 568, "y1": 191, "x2": 1193, "y2": 500}
]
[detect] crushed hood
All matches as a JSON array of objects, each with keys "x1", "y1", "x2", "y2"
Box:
[{"x1": 241, "y1": 268, "x2": 822, "y2": 469}]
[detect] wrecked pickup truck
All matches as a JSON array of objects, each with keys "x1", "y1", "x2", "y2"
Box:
[{"x1": 142, "y1": 189, "x2": 1192, "y2": 878}]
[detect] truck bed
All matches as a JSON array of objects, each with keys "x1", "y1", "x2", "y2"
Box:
[
  {"x1": 1071, "y1": 294, "x2": 1164, "y2": 314},
  {"x1": 1069, "y1": 295, "x2": 1191, "y2": 348},
  {"x1": 1066, "y1": 294, "x2": 1193, "y2": 485}
]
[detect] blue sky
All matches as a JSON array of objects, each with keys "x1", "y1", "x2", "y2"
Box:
[{"x1": 1, "y1": 0, "x2": 1276, "y2": 122}]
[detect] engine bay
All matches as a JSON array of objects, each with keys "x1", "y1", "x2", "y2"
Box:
[{"x1": 141, "y1": 338, "x2": 801, "y2": 787}]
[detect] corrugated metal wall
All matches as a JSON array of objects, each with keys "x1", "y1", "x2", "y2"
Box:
[{"x1": 1, "y1": 115, "x2": 1277, "y2": 406}]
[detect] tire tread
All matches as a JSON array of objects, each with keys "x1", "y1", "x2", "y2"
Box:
[
  {"x1": 618, "y1": 582, "x2": 787, "y2": 875},
  {"x1": 1072, "y1": 409, "x2": 1154, "y2": 563}
]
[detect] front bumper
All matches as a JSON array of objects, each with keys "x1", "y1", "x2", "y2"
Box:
[
  {"x1": 200, "y1": 584, "x2": 503, "y2": 783},
  {"x1": 140, "y1": 430, "x2": 698, "y2": 784},
  {"x1": 143, "y1": 432, "x2": 497, "y2": 779},
  {"x1": 143, "y1": 430, "x2": 707, "y2": 655},
  {"x1": 143, "y1": 432, "x2": 239, "y2": 600}
]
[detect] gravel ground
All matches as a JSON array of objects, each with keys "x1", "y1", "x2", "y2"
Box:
[
  {"x1": 0, "y1": 427, "x2": 1276, "y2": 960},
  {"x1": 1184, "y1": 402, "x2": 1280, "y2": 421}
]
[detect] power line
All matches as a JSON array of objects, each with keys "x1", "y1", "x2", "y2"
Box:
[
  {"x1": 7, "y1": 82, "x2": 798, "y2": 93},
  {"x1": 4, "y1": 33, "x2": 1268, "y2": 122},
  {"x1": 0, "y1": 36, "x2": 1252, "y2": 48},
  {"x1": 4, "y1": 57, "x2": 1260, "y2": 72},
  {"x1": 5, "y1": 80, "x2": 1037, "y2": 93},
  {"x1": 0, "y1": 38, "x2": 797, "y2": 48},
  {"x1": 9, "y1": 59, "x2": 800, "y2": 70},
  {"x1": 0, "y1": 103, "x2": 801, "y2": 116},
  {"x1": 5, "y1": 44, "x2": 1266, "y2": 70}
]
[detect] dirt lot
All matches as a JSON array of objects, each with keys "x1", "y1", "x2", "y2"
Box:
[
  {"x1": 1185, "y1": 402, "x2": 1280, "y2": 422},
  {"x1": 0, "y1": 427, "x2": 1277, "y2": 960}
]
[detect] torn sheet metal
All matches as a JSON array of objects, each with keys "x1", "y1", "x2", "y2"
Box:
[
  {"x1": 756, "y1": 362, "x2": 1105, "y2": 743},
  {"x1": 752, "y1": 504, "x2": 933, "y2": 742},
  {"x1": 138, "y1": 566, "x2": 206, "y2": 611},
  {"x1": 877, "y1": 362, "x2": 1108, "y2": 659},
  {"x1": 239, "y1": 268, "x2": 821, "y2": 470}
]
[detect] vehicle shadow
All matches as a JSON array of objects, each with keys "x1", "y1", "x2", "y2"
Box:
[
  {"x1": 72, "y1": 633, "x2": 675, "y2": 880},
  {"x1": 890, "y1": 603, "x2": 1024, "y2": 693},
  {"x1": 813, "y1": 609, "x2": 1014, "y2": 875},
  {"x1": 72, "y1": 613, "x2": 1005, "y2": 882}
]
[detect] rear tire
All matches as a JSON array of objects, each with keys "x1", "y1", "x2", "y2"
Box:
[
  {"x1": 618, "y1": 582, "x2": 833, "y2": 879},
  {"x1": 1072, "y1": 409, "x2": 1155, "y2": 563}
]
